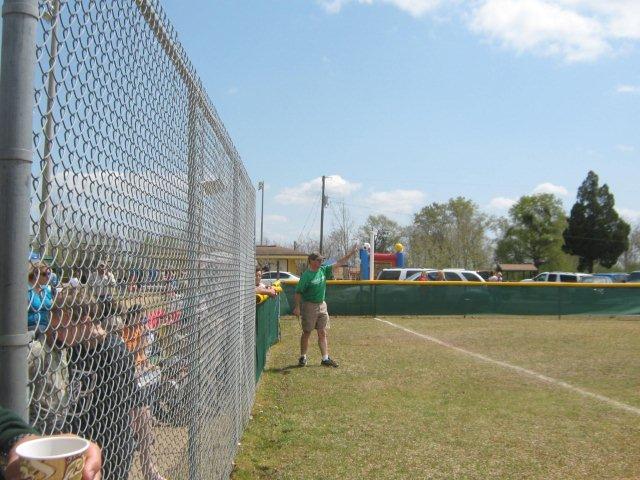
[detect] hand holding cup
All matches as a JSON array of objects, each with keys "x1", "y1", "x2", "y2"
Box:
[{"x1": 5, "y1": 435, "x2": 101, "y2": 480}]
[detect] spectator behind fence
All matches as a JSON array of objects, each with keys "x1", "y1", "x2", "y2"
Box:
[
  {"x1": 435, "y1": 270, "x2": 445, "y2": 281},
  {"x1": 122, "y1": 305, "x2": 167, "y2": 480},
  {"x1": 48, "y1": 287, "x2": 135, "y2": 479},
  {"x1": 86, "y1": 261, "x2": 116, "y2": 300},
  {"x1": 27, "y1": 262, "x2": 55, "y2": 332},
  {"x1": 488, "y1": 271, "x2": 503, "y2": 282},
  {"x1": 98, "y1": 296, "x2": 124, "y2": 334},
  {"x1": 255, "y1": 267, "x2": 278, "y2": 298},
  {"x1": 0, "y1": 405, "x2": 102, "y2": 480}
]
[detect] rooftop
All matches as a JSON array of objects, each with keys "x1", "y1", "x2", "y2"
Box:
[{"x1": 498, "y1": 263, "x2": 538, "y2": 272}]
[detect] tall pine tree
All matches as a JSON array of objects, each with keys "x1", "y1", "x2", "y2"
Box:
[{"x1": 562, "y1": 171, "x2": 630, "y2": 272}]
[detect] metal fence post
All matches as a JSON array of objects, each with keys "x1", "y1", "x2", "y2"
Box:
[
  {"x1": 186, "y1": 93, "x2": 202, "y2": 480},
  {"x1": 0, "y1": 0, "x2": 39, "y2": 418}
]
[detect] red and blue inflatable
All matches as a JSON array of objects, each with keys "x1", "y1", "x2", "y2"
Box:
[{"x1": 359, "y1": 243, "x2": 406, "y2": 280}]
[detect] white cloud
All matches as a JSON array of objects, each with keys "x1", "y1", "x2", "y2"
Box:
[
  {"x1": 619, "y1": 208, "x2": 640, "y2": 223},
  {"x1": 363, "y1": 189, "x2": 425, "y2": 215},
  {"x1": 318, "y1": 0, "x2": 443, "y2": 17},
  {"x1": 275, "y1": 175, "x2": 361, "y2": 205},
  {"x1": 319, "y1": 0, "x2": 640, "y2": 62},
  {"x1": 265, "y1": 214, "x2": 288, "y2": 223},
  {"x1": 470, "y1": 0, "x2": 609, "y2": 62},
  {"x1": 532, "y1": 182, "x2": 569, "y2": 196},
  {"x1": 616, "y1": 84, "x2": 640, "y2": 94},
  {"x1": 227, "y1": 86, "x2": 239, "y2": 95},
  {"x1": 487, "y1": 196, "x2": 517, "y2": 210},
  {"x1": 616, "y1": 144, "x2": 635, "y2": 152}
]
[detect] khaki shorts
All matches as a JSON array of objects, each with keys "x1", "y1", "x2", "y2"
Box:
[{"x1": 300, "y1": 301, "x2": 330, "y2": 333}]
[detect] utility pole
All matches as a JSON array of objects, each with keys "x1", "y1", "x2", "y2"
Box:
[
  {"x1": 319, "y1": 175, "x2": 328, "y2": 254},
  {"x1": 258, "y1": 181, "x2": 264, "y2": 245}
]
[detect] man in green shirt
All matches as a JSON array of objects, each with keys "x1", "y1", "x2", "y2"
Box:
[{"x1": 293, "y1": 247, "x2": 357, "y2": 368}]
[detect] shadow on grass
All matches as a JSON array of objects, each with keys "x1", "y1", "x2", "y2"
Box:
[{"x1": 264, "y1": 364, "x2": 307, "y2": 375}]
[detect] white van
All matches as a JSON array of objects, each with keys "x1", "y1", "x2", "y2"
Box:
[
  {"x1": 521, "y1": 272, "x2": 593, "y2": 283},
  {"x1": 376, "y1": 268, "x2": 436, "y2": 281},
  {"x1": 406, "y1": 269, "x2": 485, "y2": 282}
]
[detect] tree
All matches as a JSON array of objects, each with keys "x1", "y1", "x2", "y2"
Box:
[
  {"x1": 294, "y1": 236, "x2": 319, "y2": 255},
  {"x1": 358, "y1": 214, "x2": 404, "y2": 252},
  {"x1": 409, "y1": 197, "x2": 492, "y2": 269},
  {"x1": 324, "y1": 202, "x2": 357, "y2": 260},
  {"x1": 621, "y1": 223, "x2": 640, "y2": 271},
  {"x1": 562, "y1": 171, "x2": 630, "y2": 272},
  {"x1": 495, "y1": 194, "x2": 567, "y2": 269}
]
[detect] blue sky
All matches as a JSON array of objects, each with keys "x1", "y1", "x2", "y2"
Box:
[
  {"x1": 9, "y1": 0, "x2": 640, "y2": 246},
  {"x1": 160, "y1": 0, "x2": 640, "y2": 246}
]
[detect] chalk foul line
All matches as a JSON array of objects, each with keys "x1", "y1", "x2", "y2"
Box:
[{"x1": 374, "y1": 317, "x2": 640, "y2": 417}]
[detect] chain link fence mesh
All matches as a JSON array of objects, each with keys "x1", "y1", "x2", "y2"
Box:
[{"x1": 21, "y1": 0, "x2": 256, "y2": 478}]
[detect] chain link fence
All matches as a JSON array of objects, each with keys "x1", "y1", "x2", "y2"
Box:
[{"x1": 1, "y1": 0, "x2": 256, "y2": 478}]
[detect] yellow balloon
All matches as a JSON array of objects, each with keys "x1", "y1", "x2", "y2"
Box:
[{"x1": 394, "y1": 243, "x2": 404, "y2": 252}]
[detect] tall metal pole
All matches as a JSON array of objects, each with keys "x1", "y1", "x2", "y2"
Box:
[
  {"x1": 37, "y1": 0, "x2": 59, "y2": 259},
  {"x1": 319, "y1": 175, "x2": 326, "y2": 254},
  {"x1": 370, "y1": 229, "x2": 376, "y2": 281},
  {"x1": 258, "y1": 181, "x2": 264, "y2": 245},
  {"x1": 0, "y1": 0, "x2": 40, "y2": 418},
  {"x1": 185, "y1": 94, "x2": 202, "y2": 479}
]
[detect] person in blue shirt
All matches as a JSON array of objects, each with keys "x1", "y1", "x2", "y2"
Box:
[{"x1": 27, "y1": 263, "x2": 54, "y2": 331}]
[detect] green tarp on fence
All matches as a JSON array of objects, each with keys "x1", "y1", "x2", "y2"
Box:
[
  {"x1": 256, "y1": 296, "x2": 280, "y2": 382},
  {"x1": 281, "y1": 281, "x2": 640, "y2": 316}
]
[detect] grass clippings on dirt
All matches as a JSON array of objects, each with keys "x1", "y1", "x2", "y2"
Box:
[{"x1": 232, "y1": 315, "x2": 640, "y2": 480}]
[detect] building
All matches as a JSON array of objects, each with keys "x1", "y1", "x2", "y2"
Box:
[
  {"x1": 497, "y1": 263, "x2": 538, "y2": 281},
  {"x1": 256, "y1": 245, "x2": 308, "y2": 275}
]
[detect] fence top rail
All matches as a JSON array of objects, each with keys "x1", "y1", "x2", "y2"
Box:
[
  {"x1": 280, "y1": 280, "x2": 640, "y2": 289},
  {"x1": 133, "y1": 0, "x2": 241, "y2": 164}
]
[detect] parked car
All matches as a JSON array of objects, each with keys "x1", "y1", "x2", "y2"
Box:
[
  {"x1": 593, "y1": 273, "x2": 628, "y2": 283},
  {"x1": 404, "y1": 270, "x2": 439, "y2": 281},
  {"x1": 521, "y1": 272, "x2": 593, "y2": 283},
  {"x1": 476, "y1": 270, "x2": 493, "y2": 281},
  {"x1": 406, "y1": 269, "x2": 485, "y2": 282},
  {"x1": 444, "y1": 269, "x2": 485, "y2": 282},
  {"x1": 377, "y1": 268, "x2": 435, "y2": 281},
  {"x1": 628, "y1": 271, "x2": 640, "y2": 283},
  {"x1": 261, "y1": 271, "x2": 300, "y2": 285},
  {"x1": 581, "y1": 275, "x2": 613, "y2": 283}
]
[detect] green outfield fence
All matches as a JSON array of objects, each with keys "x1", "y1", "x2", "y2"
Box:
[
  {"x1": 281, "y1": 281, "x2": 640, "y2": 316},
  {"x1": 256, "y1": 296, "x2": 281, "y2": 381}
]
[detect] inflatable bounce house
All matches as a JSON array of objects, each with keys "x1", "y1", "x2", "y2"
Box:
[{"x1": 359, "y1": 242, "x2": 406, "y2": 280}]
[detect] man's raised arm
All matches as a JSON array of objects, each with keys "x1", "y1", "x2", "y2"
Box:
[{"x1": 335, "y1": 244, "x2": 359, "y2": 267}]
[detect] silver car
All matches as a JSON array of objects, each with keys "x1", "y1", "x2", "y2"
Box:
[{"x1": 260, "y1": 271, "x2": 300, "y2": 285}]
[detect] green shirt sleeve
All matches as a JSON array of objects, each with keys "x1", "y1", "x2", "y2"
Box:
[
  {"x1": 0, "y1": 406, "x2": 38, "y2": 455},
  {"x1": 323, "y1": 264, "x2": 333, "y2": 280}
]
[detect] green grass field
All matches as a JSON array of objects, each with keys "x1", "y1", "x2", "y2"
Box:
[{"x1": 233, "y1": 315, "x2": 640, "y2": 479}]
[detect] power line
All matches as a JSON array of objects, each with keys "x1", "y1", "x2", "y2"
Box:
[{"x1": 296, "y1": 192, "x2": 321, "y2": 243}]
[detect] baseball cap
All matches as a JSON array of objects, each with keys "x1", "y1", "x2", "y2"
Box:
[{"x1": 308, "y1": 252, "x2": 324, "y2": 261}]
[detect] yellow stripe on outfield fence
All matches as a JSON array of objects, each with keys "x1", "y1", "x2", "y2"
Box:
[{"x1": 281, "y1": 279, "x2": 640, "y2": 288}]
